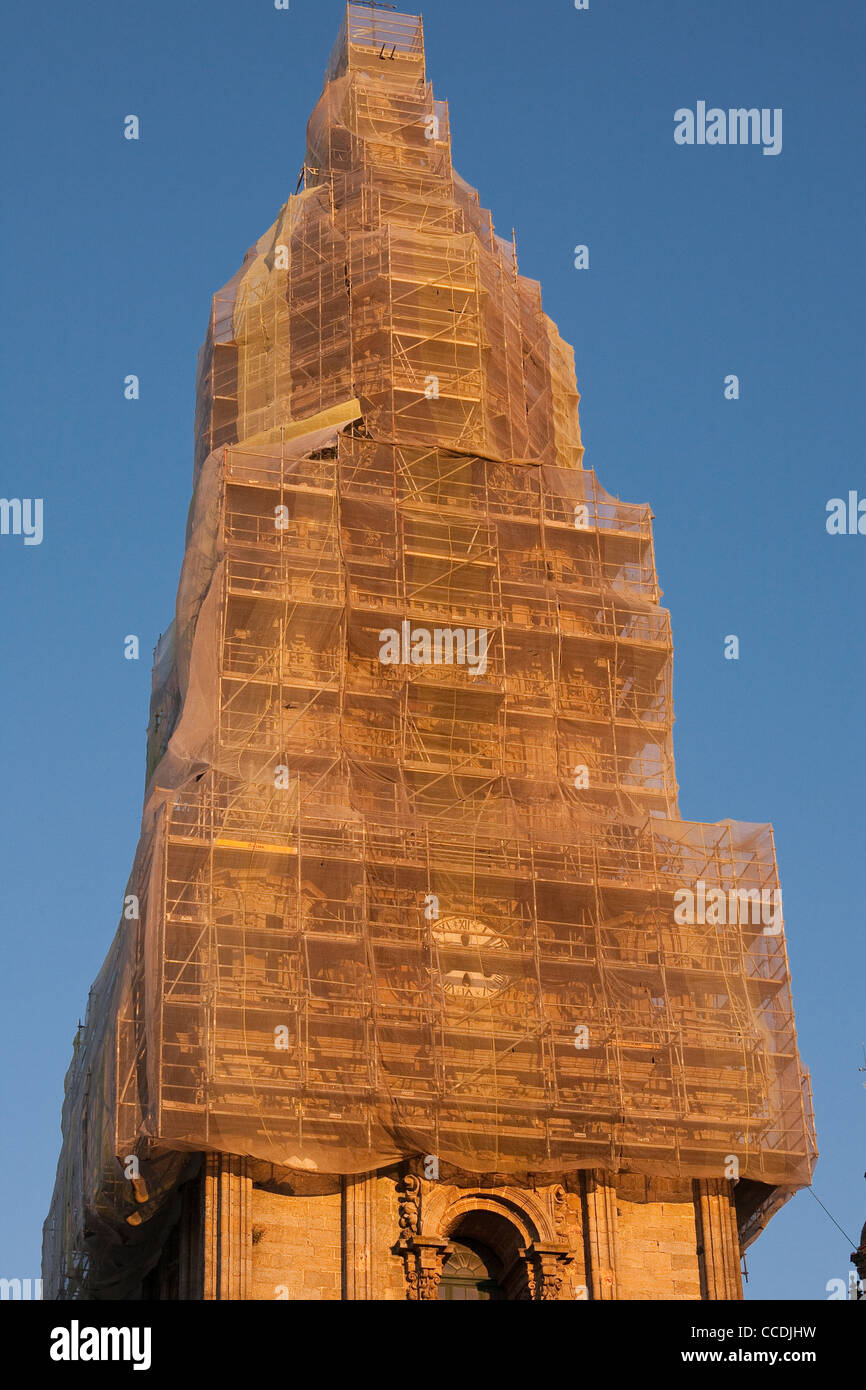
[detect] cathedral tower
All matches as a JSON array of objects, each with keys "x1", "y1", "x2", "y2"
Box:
[{"x1": 45, "y1": 4, "x2": 815, "y2": 1301}]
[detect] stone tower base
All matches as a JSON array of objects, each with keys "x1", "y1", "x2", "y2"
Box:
[{"x1": 144, "y1": 1155, "x2": 744, "y2": 1301}]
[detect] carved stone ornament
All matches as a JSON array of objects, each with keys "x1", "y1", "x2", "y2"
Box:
[
  {"x1": 397, "y1": 1172, "x2": 421, "y2": 1237},
  {"x1": 399, "y1": 1235, "x2": 451, "y2": 1301}
]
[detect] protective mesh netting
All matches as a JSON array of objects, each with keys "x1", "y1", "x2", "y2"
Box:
[{"x1": 44, "y1": 4, "x2": 815, "y2": 1298}]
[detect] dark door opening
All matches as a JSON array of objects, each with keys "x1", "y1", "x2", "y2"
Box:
[{"x1": 437, "y1": 1238, "x2": 503, "y2": 1301}]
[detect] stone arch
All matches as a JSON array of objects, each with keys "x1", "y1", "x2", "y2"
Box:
[
  {"x1": 424, "y1": 1185, "x2": 559, "y2": 1248},
  {"x1": 411, "y1": 1187, "x2": 571, "y2": 1301}
]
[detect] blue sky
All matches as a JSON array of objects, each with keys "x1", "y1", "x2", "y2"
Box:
[{"x1": 1, "y1": 0, "x2": 863, "y2": 1301}]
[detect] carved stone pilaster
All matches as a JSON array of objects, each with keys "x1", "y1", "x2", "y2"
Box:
[
  {"x1": 342, "y1": 1172, "x2": 376, "y2": 1300},
  {"x1": 400, "y1": 1235, "x2": 451, "y2": 1301},
  {"x1": 520, "y1": 1243, "x2": 574, "y2": 1301},
  {"x1": 582, "y1": 1169, "x2": 619, "y2": 1300},
  {"x1": 694, "y1": 1178, "x2": 743, "y2": 1301},
  {"x1": 201, "y1": 1153, "x2": 251, "y2": 1301}
]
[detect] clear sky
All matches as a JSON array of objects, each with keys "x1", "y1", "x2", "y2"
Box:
[{"x1": 1, "y1": 0, "x2": 863, "y2": 1302}]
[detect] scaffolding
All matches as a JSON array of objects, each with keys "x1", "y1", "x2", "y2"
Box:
[{"x1": 44, "y1": 3, "x2": 815, "y2": 1298}]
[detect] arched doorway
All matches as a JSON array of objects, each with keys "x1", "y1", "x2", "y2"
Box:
[{"x1": 437, "y1": 1238, "x2": 503, "y2": 1301}]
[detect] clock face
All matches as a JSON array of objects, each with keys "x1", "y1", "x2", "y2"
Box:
[{"x1": 434, "y1": 916, "x2": 509, "y2": 999}]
